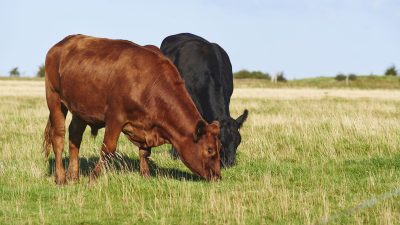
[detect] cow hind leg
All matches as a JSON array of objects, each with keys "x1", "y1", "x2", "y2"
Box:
[
  {"x1": 139, "y1": 147, "x2": 151, "y2": 177},
  {"x1": 47, "y1": 92, "x2": 68, "y2": 185},
  {"x1": 67, "y1": 115, "x2": 87, "y2": 183},
  {"x1": 89, "y1": 120, "x2": 121, "y2": 183}
]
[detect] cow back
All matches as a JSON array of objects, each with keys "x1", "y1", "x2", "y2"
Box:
[{"x1": 160, "y1": 33, "x2": 233, "y2": 121}]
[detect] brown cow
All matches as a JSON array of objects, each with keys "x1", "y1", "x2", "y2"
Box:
[
  {"x1": 43, "y1": 34, "x2": 221, "y2": 185},
  {"x1": 142, "y1": 44, "x2": 161, "y2": 53}
]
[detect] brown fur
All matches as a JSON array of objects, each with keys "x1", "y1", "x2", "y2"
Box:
[
  {"x1": 143, "y1": 44, "x2": 161, "y2": 53},
  {"x1": 44, "y1": 34, "x2": 221, "y2": 184},
  {"x1": 43, "y1": 117, "x2": 52, "y2": 158}
]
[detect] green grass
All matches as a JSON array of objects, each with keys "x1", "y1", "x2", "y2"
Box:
[
  {"x1": 235, "y1": 75, "x2": 400, "y2": 89},
  {"x1": 1, "y1": 74, "x2": 400, "y2": 89},
  {"x1": 1, "y1": 83, "x2": 400, "y2": 224}
]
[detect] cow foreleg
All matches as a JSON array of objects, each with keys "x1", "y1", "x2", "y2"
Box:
[
  {"x1": 89, "y1": 121, "x2": 121, "y2": 183},
  {"x1": 139, "y1": 147, "x2": 151, "y2": 177},
  {"x1": 67, "y1": 115, "x2": 87, "y2": 183}
]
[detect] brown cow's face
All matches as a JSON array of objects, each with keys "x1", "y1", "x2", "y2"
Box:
[{"x1": 180, "y1": 120, "x2": 221, "y2": 181}]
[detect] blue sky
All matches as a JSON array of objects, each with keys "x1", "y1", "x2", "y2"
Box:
[{"x1": 0, "y1": 0, "x2": 399, "y2": 79}]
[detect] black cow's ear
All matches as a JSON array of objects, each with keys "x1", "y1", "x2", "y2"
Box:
[
  {"x1": 236, "y1": 109, "x2": 249, "y2": 128},
  {"x1": 193, "y1": 120, "x2": 207, "y2": 142}
]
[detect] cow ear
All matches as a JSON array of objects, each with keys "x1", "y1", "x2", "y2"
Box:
[
  {"x1": 193, "y1": 120, "x2": 207, "y2": 142},
  {"x1": 236, "y1": 109, "x2": 249, "y2": 128},
  {"x1": 210, "y1": 121, "x2": 220, "y2": 135}
]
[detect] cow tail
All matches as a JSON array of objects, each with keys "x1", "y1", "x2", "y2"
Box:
[{"x1": 43, "y1": 116, "x2": 53, "y2": 158}]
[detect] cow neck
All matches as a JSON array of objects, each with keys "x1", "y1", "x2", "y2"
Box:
[
  {"x1": 156, "y1": 82, "x2": 203, "y2": 146},
  {"x1": 219, "y1": 115, "x2": 233, "y2": 124},
  {"x1": 204, "y1": 85, "x2": 231, "y2": 122}
]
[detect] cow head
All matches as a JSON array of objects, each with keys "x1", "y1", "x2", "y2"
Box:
[
  {"x1": 178, "y1": 120, "x2": 221, "y2": 181},
  {"x1": 219, "y1": 109, "x2": 248, "y2": 167}
]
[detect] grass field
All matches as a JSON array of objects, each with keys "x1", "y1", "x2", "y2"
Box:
[
  {"x1": 234, "y1": 75, "x2": 400, "y2": 89},
  {"x1": 1, "y1": 79, "x2": 400, "y2": 224}
]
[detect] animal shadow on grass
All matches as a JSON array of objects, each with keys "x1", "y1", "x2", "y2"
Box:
[{"x1": 47, "y1": 153, "x2": 201, "y2": 181}]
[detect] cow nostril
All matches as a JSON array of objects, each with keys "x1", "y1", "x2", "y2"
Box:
[
  {"x1": 221, "y1": 158, "x2": 235, "y2": 168},
  {"x1": 208, "y1": 169, "x2": 221, "y2": 181},
  {"x1": 213, "y1": 173, "x2": 221, "y2": 181},
  {"x1": 220, "y1": 160, "x2": 227, "y2": 168}
]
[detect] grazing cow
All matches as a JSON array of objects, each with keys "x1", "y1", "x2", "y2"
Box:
[
  {"x1": 142, "y1": 44, "x2": 161, "y2": 53},
  {"x1": 43, "y1": 34, "x2": 221, "y2": 185},
  {"x1": 160, "y1": 33, "x2": 248, "y2": 167}
]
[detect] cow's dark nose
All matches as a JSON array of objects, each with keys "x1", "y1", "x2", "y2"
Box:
[{"x1": 221, "y1": 158, "x2": 235, "y2": 168}]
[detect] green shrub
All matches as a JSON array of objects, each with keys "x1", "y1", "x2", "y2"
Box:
[
  {"x1": 276, "y1": 72, "x2": 287, "y2": 82},
  {"x1": 9, "y1": 67, "x2": 20, "y2": 77},
  {"x1": 385, "y1": 65, "x2": 397, "y2": 76},
  {"x1": 335, "y1": 73, "x2": 346, "y2": 81},
  {"x1": 234, "y1": 70, "x2": 270, "y2": 79},
  {"x1": 36, "y1": 64, "x2": 45, "y2": 77},
  {"x1": 348, "y1": 74, "x2": 357, "y2": 81}
]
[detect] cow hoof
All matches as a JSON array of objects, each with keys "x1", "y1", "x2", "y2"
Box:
[
  {"x1": 55, "y1": 176, "x2": 67, "y2": 185},
  {"x1": 140, "y1": 170, "x2": 151, "y2": 178},
  {"x1": 88, "y1": 172, "x2": 98, "y2": 184},
  {"x1": 68, "y1": 176, "x2": 79, "y2": 184},
  {"x1": 67, "y1": 173, "x2": 79, "y2": 183}
]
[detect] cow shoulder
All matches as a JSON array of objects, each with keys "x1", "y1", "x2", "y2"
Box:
[{"x1": 210, "y1": 43, "x2": 234, "y2": 99}]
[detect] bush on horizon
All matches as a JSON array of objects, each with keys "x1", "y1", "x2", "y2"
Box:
[
  {"x1": 36, "y1": 64, "x2": 45, "y2": 78},
  {"x1": 385, "y1": 65, "x2": 397, "y2": 76},
  {"x1": 234, "y1": 70, "x2": 270, "y2": 79}
]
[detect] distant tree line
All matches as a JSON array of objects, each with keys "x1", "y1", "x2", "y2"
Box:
[
  {"x1": 234, "y1": 65, "x2": 398, "y2": 83},
  {"x1": 6, "y1": 64, "x2": 399, "y2": 79},
  {"x1": 335, "y1": 65, "x2": 398, "y2": 82},
  {"x1": 335, "y1": 73, "x2": 357, "y2": 81},
  {"x1": 233, "y1": 69, "x2": 286, "y2": 82}
]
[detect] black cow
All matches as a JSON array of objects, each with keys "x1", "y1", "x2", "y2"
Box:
[{"x1": 160, "y1": 33, "x2": 248, "y2": 167}]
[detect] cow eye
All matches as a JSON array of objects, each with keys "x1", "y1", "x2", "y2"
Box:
[{"x1": 207, "y1": 148, "x2": 214, "y2": 154}]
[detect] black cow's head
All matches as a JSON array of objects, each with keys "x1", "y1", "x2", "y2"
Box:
[{"x1": 219, "y1": 109, "x2": 248, "y2": 167}]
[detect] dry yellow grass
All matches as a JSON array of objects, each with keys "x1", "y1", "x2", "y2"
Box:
[
  {"x1": 1, "y1": 79, "x2": 400, "y2": 224},
  {"x1": 2, "y1": 79, "x2": 400, "y2": 100},
  {"x1": 233, "y1": 88, "x2": 400, "y2": 100},
  {"x1": 0, "y1": 80, "x2": 44, "y2": 97}
]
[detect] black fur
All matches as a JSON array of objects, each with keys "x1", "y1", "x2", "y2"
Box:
[{"x1": 161, "y1": 33, "x2": 248, "y2": 167}]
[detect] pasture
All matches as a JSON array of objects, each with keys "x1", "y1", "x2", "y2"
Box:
[{"x1": 1, "y1": 79, "x2": 400, "y2": 224}]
